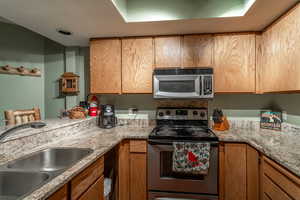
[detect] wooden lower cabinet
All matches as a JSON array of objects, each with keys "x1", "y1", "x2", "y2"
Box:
[
  {"x1": 219, "y1": 143, "x2": 259, "y2": 200},
  {"x1": 46, "y1": 156, "x2": 104, "y2": 200},
  {"x1": 78, "y1": 176, "x2": 104, "y2": 200},
  {"x1": 261, "y1": 156, "x2": 300, "y2": 200},
  {"x1": 47, "y1": 185, "x2": 68, "y2": 200},
  {"x1": 118, "y1": 140, "x2": 147, "y2": 200}
]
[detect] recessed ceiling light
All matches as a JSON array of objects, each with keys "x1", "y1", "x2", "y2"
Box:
[{"x1": 57, "y1": 29, "x2": 72, "y2": 36}]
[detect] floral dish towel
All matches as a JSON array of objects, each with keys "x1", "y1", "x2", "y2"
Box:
[{"x1": 172, "y1": 142, "x2": 210, "y2": 175}]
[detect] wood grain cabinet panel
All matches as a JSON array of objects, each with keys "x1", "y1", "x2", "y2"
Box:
[
  {"x1": 122, "y1": 37, "x2": 154, "y2": 93},
  {"x1": 154, "y1": 36, "x2": 181, "y2": 68},
  {"x1": 78, "y1": 176, "x2": 104, "y2": 200},
  {"x1": 214, "y1": 33, "x2": 256, "y2": 93},
  {"x1": 118, "y1": 141, "x2": 130, "y2": 200},
  {"x1": 246, "y1": 145, "x2": 260, "y2": 200},
  {"x1": 47, "y1": 185, "x2": 68, "y2": 200},
  {"x1": 182, "y1": 35, "x2": 213, "y2": 67},
  {"x1": 261, "y1": 4, "x2": 300, "y2": 93},
  {"x1": 71, "y1": 157, "x2": 104, "y2": 200},
  {"x1": 261, "y1": 156, "x2": 300, "y2": 200},
  {"x1": 90, "y1": 39, "x2": 122, "y2": 94},
  {"x1": 224, "y1": 143, "x2": 247, "y2": 200},
  {"x1": 130, "y1": 152, "x2": 147, "y2": 200}
]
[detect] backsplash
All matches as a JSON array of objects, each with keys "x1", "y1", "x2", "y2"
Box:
[{"x1": 99, "y1": 93, "x2": 300, "y2": 126}]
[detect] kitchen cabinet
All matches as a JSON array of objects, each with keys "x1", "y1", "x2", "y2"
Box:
[
  {"x1": 261, "y1": 156, "x2": 300, "y2": 200},
  {"x1": 154, "y1": 36, "x2": 181, "y2": 68},
  {"x1": 219, "y1": 143, "x2": 259, "y2": 200},
  {"x1": 47, "y1": 185, "x2": 68, "y2": 200},
  {"x1": 260, "y1": 4, "x2": 300, "y2": 93},
  {"x1": 213, "y1": 33, "x2": 256, "y2": 93},
  {"x1": 90, "y1": 39, "x2": 122, "y2": 94},
  {"x1": 182, "y1": 34, "x2": 213, "y2": 67},
  {"x1": 122, "y1": 37, "x2": 154, "y2": 93},
  {"x1": 71, "y1": 157, "x2": 104, "y2": 200},
  {"x1": 118, "y1": 140, "x2": 147, "y2": 200},
  {"x1": 47, "y1": 156, "x2": 104, "y2": 200}
]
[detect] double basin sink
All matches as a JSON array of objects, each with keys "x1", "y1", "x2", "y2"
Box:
[{"x1": 0, "y1": 148, "x2": 93, "y2": 200}]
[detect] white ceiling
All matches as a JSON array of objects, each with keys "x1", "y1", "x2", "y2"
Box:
[{"x1": 0, "y1": 0, "x2": 298, "y2": 46}]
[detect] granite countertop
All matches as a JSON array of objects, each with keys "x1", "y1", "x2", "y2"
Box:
[
  {"x1": 21, "y1": 125, "x2": 153, "y2": 200},
  {"x1": 0, "y1": 117, "x2": 299, "y2": 200},
  {"x1": 215, "y1": 127, "x2": 300, "y2": 178}
]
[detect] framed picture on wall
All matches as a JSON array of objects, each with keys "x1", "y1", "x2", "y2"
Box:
[{"x1": 260, "y1": 111, "x2": 282, "y2": 131}]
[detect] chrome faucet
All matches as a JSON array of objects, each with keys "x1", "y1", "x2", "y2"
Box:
[{"x1": 0, "y1": 122, "x2": 46, "y2": 142}]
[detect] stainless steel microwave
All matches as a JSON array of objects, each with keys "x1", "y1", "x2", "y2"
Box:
[{"x1": 153, "y1": 68, "x2": 214, "y2": 99}]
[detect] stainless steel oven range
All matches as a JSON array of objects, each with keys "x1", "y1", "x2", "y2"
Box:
[{"x1": 148, "y1": 107, "x2": 219, "y2": 200}]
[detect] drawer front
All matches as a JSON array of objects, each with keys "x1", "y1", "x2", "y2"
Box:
[
  {"x1": 263, "y1": 157, "x2": 300, "y2": 199},
  {"x1": 78, "y1": 176, "x2": 104, "y2": 200},
  {"x1": 130, "y1": 140, "x2": 147, "y2": 153},
  {"x1": 263, "y1": 175, "x2": 291, "y2": 200},
  {"x1": 47, "y1": 185, "x2": 68, "y2": 200},
  {"x1": 71, "y1": 157, "x2": 104, "y2": 200}
]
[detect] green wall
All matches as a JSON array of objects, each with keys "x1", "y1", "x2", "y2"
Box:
[
  {"x1": 0, "y1": 22, "x2": 89, "y2": 122},
  {"x1": 0, "y1": 22, "x2": 45, "y2": 125},
  {"x1": 100, "y1": 94, "x2": 300, "y2": 126}
]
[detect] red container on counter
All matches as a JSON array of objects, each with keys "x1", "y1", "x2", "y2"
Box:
[{"x1": 89, "y1": 107, "x2": 98, "y2": 116}]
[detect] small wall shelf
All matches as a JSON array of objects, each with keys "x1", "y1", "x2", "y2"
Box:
[{"x1": 0, "y1": 65, "x2": 41, "y2": 77}]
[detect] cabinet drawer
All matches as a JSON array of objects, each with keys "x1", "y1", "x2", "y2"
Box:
[
  {"x1": 78, "y1": 176, "x2": 104, "y2": 200},
  {"x1": 47, "y1": 185, "x2": 67, "y2": 200},
  {"x1": 71, "y1": 157, "x2": 104, "y2": 200},
  {"x1": 263, "y1": 156, "x2": 300, "y2": 199},
  {"x1": 263, "y1": 175, "x2": 291, "y2": 200},
  {"x1": 130, "y1": 140, "x2": 147, "y2": 153}
]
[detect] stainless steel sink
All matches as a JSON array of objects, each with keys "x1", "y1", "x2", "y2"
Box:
[
  {"x1": 6, "y1": 148, "x2": 93, "y2": 172},
  {"x1": 0, "y1": 147, "x2": 93, "y2": 200},
  {"x1": 0, "y1": 171, "x2": 49, "y2": 200}
]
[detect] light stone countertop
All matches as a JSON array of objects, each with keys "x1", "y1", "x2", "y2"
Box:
[
  {"x1": 214, "y1": 127, "x2": 300, "y2": 178},
  {"x1": 0, "y1": 117, "x2": 299, "y2": 200}
]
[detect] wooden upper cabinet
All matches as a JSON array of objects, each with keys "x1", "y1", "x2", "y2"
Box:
[
  {"x1": 154, "y1": 36, "x2": 181, "y2": 68},
  {"x1": 213, "y1": 33, "x2": 256, "y2": 93},
  {"x1": 122, "y1": 37, "x2": 154, "y2": 93},
  {"x1": 182, "y1": 35, "x2": 213, "y2": 67},
  {"x1": 261, "y1": 4, "x2": 300, "y2": 93},
  {"x1": 90, "y1": 39, "x2": 121, "y2": 94}
]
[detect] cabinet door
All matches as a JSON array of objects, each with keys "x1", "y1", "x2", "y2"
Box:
[
  {"x1": 224, "y1": 143, "x2": 247, "y2": 200},
  {"x1": 117, "y1": 141, "x2": 130, "y2": 200},
  {"x1": 247, "y1": 145, "x2": 260, "y2": 200},
  {"x1": 214, "y1": 34, "x2": 256, "y2": 93},
  {"x1": 78, "y1": 176, "x2": 104, "y2": 200},
  {"x1": 90, "y1": 39, "x2": 122, "y2": 94},
  {"x1": 47, "y1": 185, "x2": 67, "y2": 200},
  {"x1": 154, "y1": 36, "x2": 181, "y2": 68},
  {"x1": 261, "y1": 4, "x2": 300, "y2": 93},
  {"x1": 130, "y1": 153, "x2": 147, "y2": 200},
  {"x1": 122, "y1": 37, "x2": 154, "y2": 93},
  {"x1": 182, "y1": 35, "x2": 213, "y2": 67}
]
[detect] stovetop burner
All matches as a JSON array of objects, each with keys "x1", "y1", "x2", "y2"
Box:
[
  {"x1": 149, "y1": 125, "x2": 218, "y2": 141},
  {"x1": 149, "y1": 107, "x2": 218, "y2": 141}
]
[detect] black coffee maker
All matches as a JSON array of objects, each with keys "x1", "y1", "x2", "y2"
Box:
[{"x1": 98, "y1": 104, "x2": 117, "y2": 129}]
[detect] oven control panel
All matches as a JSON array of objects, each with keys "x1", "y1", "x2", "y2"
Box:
[{"x1": 156, "y1": 108, "x2": 208, "y2": 120}]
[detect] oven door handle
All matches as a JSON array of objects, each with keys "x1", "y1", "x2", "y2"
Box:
[{"x1": 148, "y1": 139, "x2": 219, "y2": 146}]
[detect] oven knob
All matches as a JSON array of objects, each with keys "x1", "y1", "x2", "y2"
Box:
[
  {"x1": 158, "y1": 112, "x2": 164, "y2": 117},
  {"x1": 166, "y1": 110, "x2": 171, "y2": 115},
  {"x1": 193, "y1": 111, "x2": 198, "y2": 115},
  {"x1": 200, "y1": 112, "x2": 206, "y2": 118}
]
